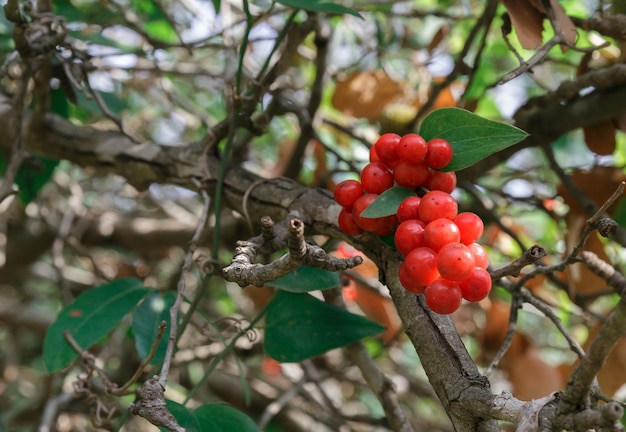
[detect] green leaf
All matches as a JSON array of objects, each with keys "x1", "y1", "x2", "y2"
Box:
[
  {"x1": 360, "y1": 186, "x2": 416, "y2": 218},
  {"x1": 264, "y1": 291, "x2": 385, "y2": 362},
  {"x1": 43, "y1": 278, "x2": 151, "y2": 373},
  {"x1": 276, "y1": 0, "x2": 362, "y2": 18},
  {"x1": 266, "y1": 266, "x2": 340, "y2": 292},
  {"x1": 418, "y1": 108, "x2": 528, "y2": 172},
  {"x1": 0, "y1": 154, "x2": 60, "y2": 204},
  {"x1": 160, "y1": 400, "x2": 201, "y2": 432},
  {"x1": 132, "y1": 291, "x2": 176, "y2": 366},
  {"x1": 194, "y1": 404, "x2": 259, "y2": 432}
]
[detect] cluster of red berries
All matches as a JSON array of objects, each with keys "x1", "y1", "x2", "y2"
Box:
[{"x1": 333, "y1": 133, "x2": 491, "y2": 315}]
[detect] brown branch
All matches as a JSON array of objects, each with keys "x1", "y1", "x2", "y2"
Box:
[
  {"x1": 489, "y1": 245, "x2": 547, "y2": 279},
  {"x1": 323, "y1": 288, "x2": 415, "y2": 432},
  {"x1": 129, "y1": 376, "x2": 185, "y2": 432},
  {"x1": 222, "y1": 215, "x2": 362, "y2": 288}
]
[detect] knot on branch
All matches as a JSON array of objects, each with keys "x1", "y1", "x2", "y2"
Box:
[
  {"x1": 490, "y1": 245, "x2": 547, "y2": 279},
  {"x1": 222, "y1": 215, "x2": 362, "y2": 287},
  {"x1": 593, "y1": 217, "x2": 618, "y2": 238},
  {"x1": 129, "y1": 376, "x2": 185, "y2": 432}
]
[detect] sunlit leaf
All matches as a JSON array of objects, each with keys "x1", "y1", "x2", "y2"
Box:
[
  {"x1": 360, "y1": 186, "x2": 416, "y2": 218},
  {"x1": 419, "y1": 108, "x2": 528, "y2": 172},
  {"x1": 264, "y1": 291, "x2": 385, "y2": 362}
]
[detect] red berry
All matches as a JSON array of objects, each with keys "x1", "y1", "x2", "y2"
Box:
[
  {"x1": 374, "y1": 213, "x2": 398, "y2": 236},
  {"x1": 403, "y1": 247, "x2": 440, "y2": 286},
  {"x1": 399, "y1": 261, "x2": 426, "y2": 295},
  {"x1": 338, "y1": 208, "x2": 363, "y2": 235},
  {"x1": 333, "y1": 179, "x2": 364, "y2": 209},
  {"x1": 393, "y1": 161, "x2": 429, "y2": 188},
  {"x1": 425, "y1": 278, "x2": 462, "y2": 314},
  {"x1": 397, "y1": 196, "x2": 421, "y2": 222},
  {"x1": 424, "y1": 218, "x2": 461, "y2": 251},
  {"x1": 419, "y1": 190, "x2": 458, "y2": 223},
  {"x1": 369, "y1": 145, "x2": 381, "y2": 163},
  {"x1": 425, "y1": 138, "x2": 453, "y2": 169},
  {"x1": 374, "y1": 133, "x2": 401, "y2": 167},
  {"x1": 424, "y1": 169, "x2": 457, "y2": 193},
  {"x1": 397, "y1": 133, "x2": 427, "y2": 164},
  {"x1": 352, "y1": 194, "x2": 381, "y2": 232},
  {"x1": 454, "y1": 212, "x2": 484, "y2": 244},
  {"x1": 436, "y1": 242, "x2": 475, "y2": 281},
  {"x1": 394, "y1": 219, "x2": 426, "y2": 256},
  {"x1": 459, "y1": 267, "x2": 492, "y2": 302},
  {"x1": 361, "y1": 162, "x2": 394, "y2": 195},
  {"x1": 469, "y1": 243, "x2": 489, "y2": 269}
]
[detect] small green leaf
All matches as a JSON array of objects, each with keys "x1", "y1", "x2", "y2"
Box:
[
  {"x1": 264, "y1": 291, "x2": 385, "y2": 362},
  {"x1": 43, "y1": 278, "x2": 151, "y2": 373},
  {"x1": 266, "y1": 266, "x2": 340, "y2": 292},
  {"x1": 419, "y1": 107, "x2": 528, "y2": 172},
  {"x1": 360, "y1": 186, "x2": 416, "y2": 218},
  {"x1": 161, "y1": 400, "x2": 201, "y2": 432},
  {"x1": 194, "y1": 404, "x2": 259, "y2": 432},
  {"x1": 0, "y1": 155, "x2": 60, "y2": 204},
  {"x1": 276, "y1": 0, "x2": 362, "y2": 18},
  {"x1": 132, "y1": 291, "x2": 176, "y2": 366}
]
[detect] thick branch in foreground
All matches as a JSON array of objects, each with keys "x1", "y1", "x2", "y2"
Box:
[
  {"x1": 129, "y1": 376, "x2": 184, "y2": 432},
  {"x1": 222, "y1": 215, "x2": 362, "y2": 287}
]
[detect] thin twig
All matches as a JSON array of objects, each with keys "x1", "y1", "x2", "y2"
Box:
[{"x1": 158, "y1": 188, "x2": 211, "y2": 387}]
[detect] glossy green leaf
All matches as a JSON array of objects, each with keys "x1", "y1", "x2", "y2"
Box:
[
  {"x1": 194, "y1": 404, "x2": 259, "y2": 432},
  {"x1": 132, "y1": 291, "x2": 176, "y2": 366},
  {"x1": 266, "y1": 266, "x2": 340, "y2": 292},
  {"x1": 360, "y1": 186, "x2": 416, "y2": 218},
  {"x1": 264, "y1": 291, "x2": 385, "y2": 362},
  {"x1": 276, "y1": 0, "x2": 362, "y2": 18},
  {"x1": 419, "y1": 108, "x2": 528, "y2": 172},
  {"x1": 160, "y1": 400, "x2": 201, "y2": 432},
  {"x1": 43, "y1": 278, "x2": 151, "y2": 373}
]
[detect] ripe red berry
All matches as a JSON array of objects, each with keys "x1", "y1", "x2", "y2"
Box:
[
  {"x1": 338, "y1": 208, "x2": 363, "y2": 235},
  {"x1": 374, "y1": 133, "x2": 401, "y2": 167},
  {"x1": 419, "y1": 190, "x2": 458, "y2": 223},
  {"x1": 425, "y1": 278, "x2": 462, "y2": 314},
  {"x1": 458, "y1": 267, "x2": 492, "y2": 302},
  {"x1": 425, "y1": 138, "x2": 453, "y2": 169},
  {"x1": 424, "y1": 169, "x2": 457, "y2": 193},
  {"x1": 369, "y1": 145, "x2": 381, "y2": 163},
  {"x1": 361, "y1": 162, "x2": 394, "y2": 195},
  {"x1": 399, "y1": 261, "x2": 426, "y2": 295},
  {"x1": 454, "y1": 212, "x2": 484, "y2": 244},
  {"x1": 352, "y1": 194, "x2": 382, "y2": 232},
  {"x1": 468, "y1": 243, "x2": 489, "y2": 269},
  {"x1": 374, "y1": 213, "x2": 398, "y2": 236},
  {"x1": 436, "y1": 242, "x2": 475, "y2": 281},
  {"x1": 394, "y1": 219, "x2": 426, "y2": 256},
  {"x1": 393, "y1": 161, "x2": 429, "y2": 188},
  {"x1": 397, "y1": 196, "x2": 421, "y2": 222},
  {"x1": 402, "y1": 247, "x2": 440, "y2": 286},
  {"x1": 333, "y1": 179, "x2": 364, "y2": 209},
  {"x1": 397, "y1": 133, "x2": 427, "y2": 164},
  {"x1": 424, "y1": 218, "x2": 461, "y2": 251}
]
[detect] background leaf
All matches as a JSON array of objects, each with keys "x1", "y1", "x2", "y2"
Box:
[
  {"x1": 419, "y1": 108, "x2": 528, "y2": 171},
  {"x1": 360, "y1": 186, "x2": 415, "y2": 218},
  {"x1": 194, "y1": 404, "x2": 259, "y2": 432},
  {"x1": 132, "y1": 291, "x2": 176, "y2": 366},
  {"x1": 160, "y1": 400, "x2": 201, "y2": 432},
  {"x1": 266, "y1": 266, "x2": 340, "y2": 292},
  {"x1": 276, "y1": 0, "x2": 362, "y2": 18},
  {"x1": 264, "y1": 291, "x2": 385, "y2": 362},
  {"x1": 43, "y1": 278, "x2": 151, "y2": 373}
]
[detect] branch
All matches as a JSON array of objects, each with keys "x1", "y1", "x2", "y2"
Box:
[{"x1": 222, "y1": 215, "x2": 362, "y2": 287}]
